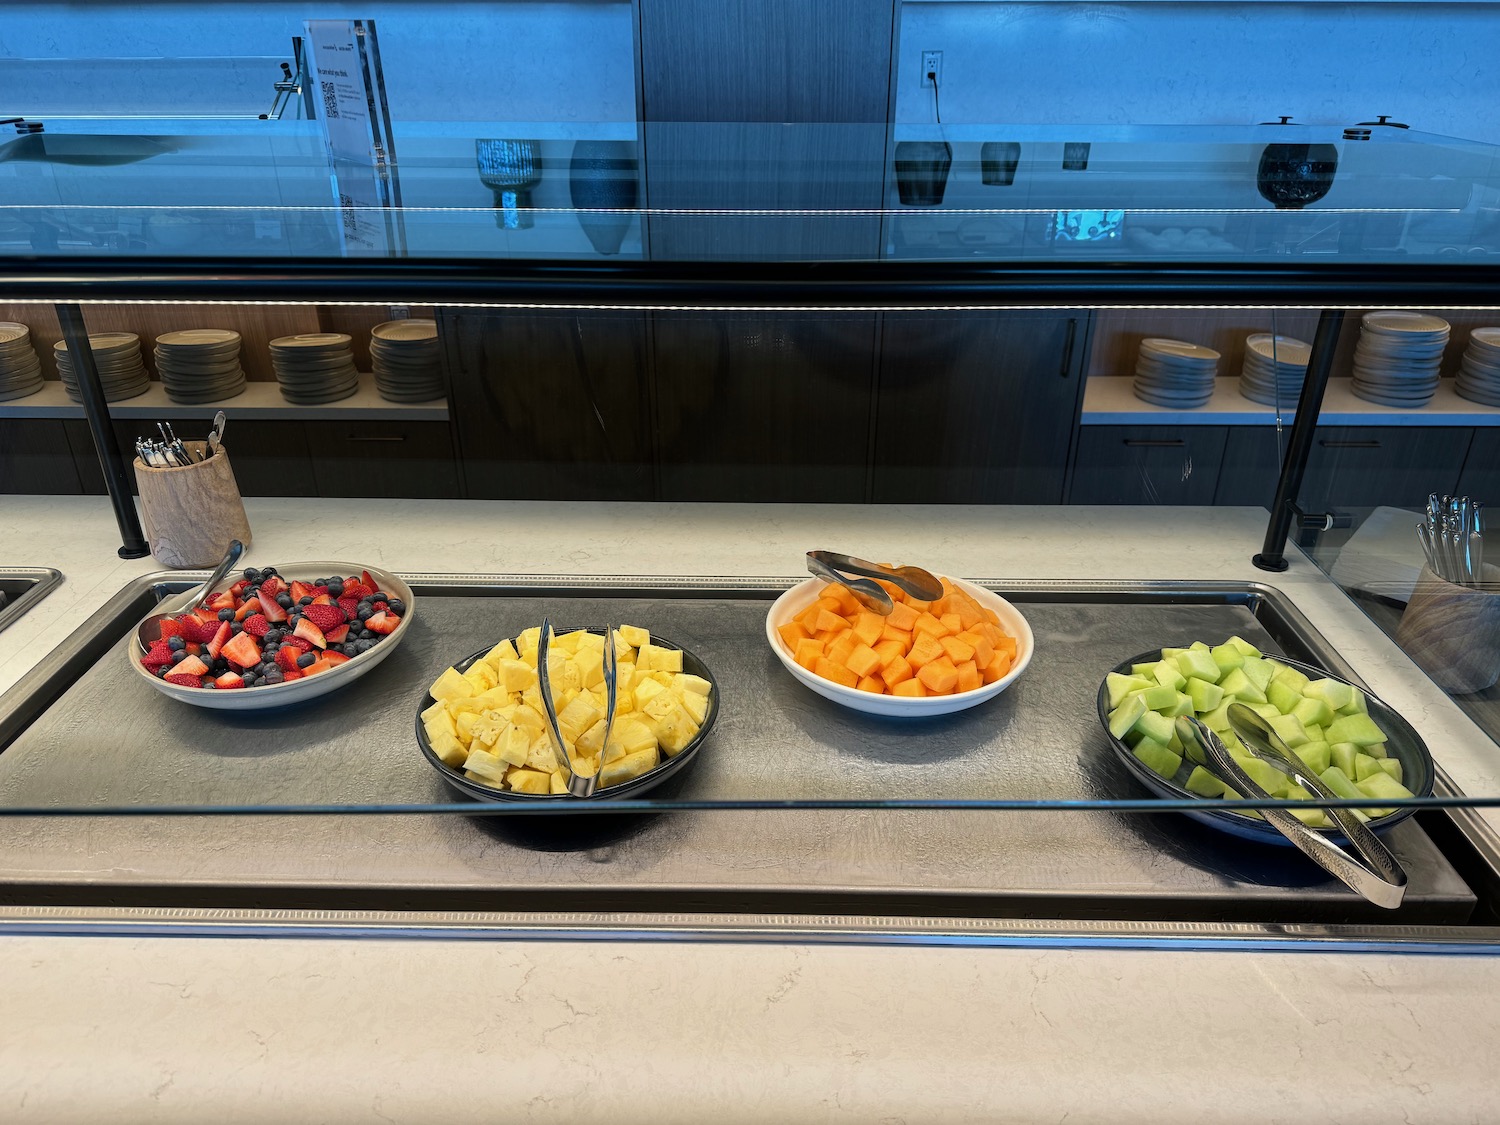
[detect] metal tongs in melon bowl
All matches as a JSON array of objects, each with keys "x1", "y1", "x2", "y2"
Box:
[
  {"x1": 536, "y1": 616, "x2": 618, "y2": 798},
  {"x1": 806, "y1": 550, "x2": 945, "y2": 616}
]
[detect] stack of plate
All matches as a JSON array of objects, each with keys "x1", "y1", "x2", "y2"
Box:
[
  {"x1": 52, "y1": 332, "x2": 151, "y2": 403},
  {"x1": 1239, "y1": 333, "x2": 1312, "y2": 406},
  {"x1": 154, "y1": 329, "x2": 246, "y2": 404},
  {"x1": 0, "y1": 323, "x2": 44, "y2": 403},
  {"x1": 1351, "y1": 311, "x2": 1450, "y2": 408},
  {"x1": 1455, "y1": 327, "x2": 1500, "y2": 407},
  {"x1": 1133, "y1": 337, "x2": 1220, "y2": 408},
  {"x1": 269, "y1": 333, "x2": 359, "y2": 404},
  {"x1": 370, "y1": 319, "x2": 443, "y2": 402}
]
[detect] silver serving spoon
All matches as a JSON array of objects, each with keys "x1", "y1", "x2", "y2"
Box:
[{"x1": 133, "y1": 539, "x2": 244, "y2": 653}]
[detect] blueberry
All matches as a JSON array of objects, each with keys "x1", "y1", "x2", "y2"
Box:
[
  {"x1": 171, "y1": 650, "x2": 188, "y2": 665},
  {"x1": 386, "y1": 599, "x2": 406, "y2": 616},
  {"x1": 261, "y1": 567, "x2": 278, "y2": 578},
  {"x1": 243, "y1": 568, "x2": 259, "y2": 581},
  {"x1": 217, "y1": 607, "x2": 234, "y2": 621},
  {"x1": 296, "y1": 651, "x2": 316, "y2": 668},
  {"x1": 298, "y1": 596, "x2": 313, "y2": 606},
  {"x1": 212, "y1": 657, "x2": 229, "y2": 673},
  {"x1": 277, "y1": 593, "x2": 293, "y2": 608},
  {"x1": 230, "y1": 622, "x2": 243, "y2": 635},
  {"x1": 356, "y1": 605, "x2": 373, "y2": 621},
  {"x1": 370, "y1": 591, "x2": 387, "y2": 602},
  {"x1": 359, "y1": 639, "x2": 376, "y2": 653},
  {"x1": 241, "y1": 673, "x2": 257, "y2": 688},
  {"x1": 264, "y1": 669, "x2": 284, "y2": 684},
  {"x1": 167, "y1": 635, "x2": 185, "y2": 651},
  {"x1": 156, "y1": 667, "x2": 168, "y2": 678},
  {"x1": 327, "y1": 582, "x2": 344, "y2": 597}
]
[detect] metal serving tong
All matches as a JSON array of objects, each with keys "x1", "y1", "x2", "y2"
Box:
[
  {"x1": 536, "y1": 616, "x2": 619, "y2": 798},
  {"x1": 806, "y1": 550, "x2": 945, "y2": 616},
  {"x1": 1177, "y1": 711, "x2": 1407, "y2": 909}
]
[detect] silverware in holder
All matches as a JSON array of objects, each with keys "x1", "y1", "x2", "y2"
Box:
[{"x1": 132, "y1": 415, "x2": 251, "y2": 569}]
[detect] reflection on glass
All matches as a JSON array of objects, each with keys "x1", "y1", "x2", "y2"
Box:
[{"x1": 475, "y1": 138, "x2": 542, "y2": 230}]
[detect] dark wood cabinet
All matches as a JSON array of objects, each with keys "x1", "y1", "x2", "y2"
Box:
[
  {"x1": 0, "y1": 420, "x2": 83, "y2": 494},
  {"x1": 65, "y1": 418, "x2": 318, "y2": 498},
  {"x1": 1069, "y1": 426, "x2": 1228, "y2": 505},
  {"x1": 1457, "y1": 429, "x2": 1500, "y2": 501},
  {"x1": 872, "y1": 312, "x2": 1085, "y2": 504},
  {"x1": 304, "y1": 421, "x2": 460, "y2": 499}
]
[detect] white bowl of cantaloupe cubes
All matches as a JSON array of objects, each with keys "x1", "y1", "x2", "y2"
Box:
[{"x1": 767, "y1": 575, "x2": 1033, "y2": 717}]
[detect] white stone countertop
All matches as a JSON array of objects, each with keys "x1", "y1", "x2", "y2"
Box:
[{"x1": 1, "y1": 495, "x2": 1498, "y2": 1122}]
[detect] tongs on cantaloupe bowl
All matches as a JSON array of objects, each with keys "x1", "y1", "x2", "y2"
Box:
[{"x1": 806, "y1": 550, "x2": 944, "y2": 616}]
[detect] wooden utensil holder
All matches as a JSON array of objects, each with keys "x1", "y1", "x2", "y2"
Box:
[
  {"x1": 1395, "y1": 563, "x2": 1500, "y2": 694},
  {"x1": 133, "y1": 441, "x2": 253, "y2": 569}
]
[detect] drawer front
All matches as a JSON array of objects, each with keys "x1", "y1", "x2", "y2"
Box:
[
  {"x1": 1070, "y1": 426, "x2": 1227, "y2": 505},
  {"x1": 305, "y1": 421, "x2": 461, "y2": 499},
  {"x1": 0, "y1": 420, "x2": 83, "y2": 495}
]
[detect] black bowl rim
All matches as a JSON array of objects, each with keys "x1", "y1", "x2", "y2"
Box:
[
  {"x1": 1096, "y1": 648, "x2": 1436, "y2": 838},
  {"x1": 414, "y1": 627, "x2": 719, "y2": 802}
]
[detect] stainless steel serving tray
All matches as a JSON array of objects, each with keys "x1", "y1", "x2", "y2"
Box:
[
  {"x1": 0, "y1": 573, "x2": 1487, "y2": 943},
  {"x1": 0, "y1": 567, "x2": 63, "y2": 636}
]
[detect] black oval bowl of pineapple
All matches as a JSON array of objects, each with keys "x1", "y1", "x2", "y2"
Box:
[
  {"x1": 415, "y1": 625, "x2": 720, "y2": 803},
  {"x1": 1096, "y1": 637, "x2": 1434, "y2": 845}
]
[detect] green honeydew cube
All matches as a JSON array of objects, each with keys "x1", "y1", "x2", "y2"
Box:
[
  {"x1": 1130, "y1": 683, "x2": 1179, "y2": 711},
  {"x1": 1324, "y1": 713, "x2": 1387, "y2": 747},
  {"x1": 1108, "y1": 695, "x2": 1148, "y2": 741},
  {"x1": 1336, "y1": 688, "x2": 1369, "y2": 716},
  {"x1": 1304, "y1": 677, "x2": 1355, "y2": 711},
  {"x1": 1291, "y1": 696, "x2": 1334, "y2": 729},
  {"x1": 1302, "y1": 723, "x2": 1325, "y2": 744},
  {"x1": 1245, "y1": 701, "x2": 1282, "y2": 721},
  {"x1": 1240, "y1": 657, "x2": 1276, "y2": 692},
  {"x1": 1186, "y1": 677, "x2": 1224, "y2": 713},
  {"x1": 1330, "y1": 742, "x2": 1359, "y2": 778},
  {"x1": 1210, "y1": 643, "x2": 1245, "y2": 675},
  {"x1": 1356, "y1": 770, "x2": 1414, "y2": 815},
  {"x1": 1152, "y1": 662, "x2": 1187, "y2": 691},
  {"x1": 1226, "y1": 635, "x2": 1262, "y2": 658},
  {"x1": 1106, "y1": 672, "x2": 1152, "y2": 709},
  {"x1": 1165, "y1": 693, "x2": 1195, "y2": 718},
  {"x1": 1190, "y1": 641, "x2": 1211, "y2": 652},
  {"x1": 1269, "y1": 662, "x2": 1310, "y2": 694},
  {"x1": 1175, "y1": 649, "x2": 1222, "y2": 684},
  {"x1": 1318, "y1": 766, "x2": 1374, "y2": 822},
  {"x1": 1266, "y1": 679, "x2": 1302, "y2": 715},
  {"x1": 1239, "y1": 757, "x2": 1290, "y2": 798},
  {"x1": 1131, "y1": 739, "x2": 1182, "y2": 780},
  {"x1": 1354, "y1": 753, "x2": 1385, "y2": 783},
  {"x1": 1268, "y1": 712, "x2": 1310, "y2": 748},
  {"x1": 1218, "y1": 668, "x2": 1265, "y2": 704},
  {"x1": 1294, "y1": 740, "x2": 1331, "y2": 774},
  {"x1": 1160, "y1": 647, "x2": 1187, "y2": 660},
  {"x1": 1130, "y1": 662, "x2": 1158, "y2": 676},
  {"x1": 1377, "y1": 758, "x2": 1403, "y2": 783},
  {"x1": 1201, "y1": 702, "x2": 1234, "y2": 731},
  {"x1": 1185, "y1": 766, "x2": 1227, "y2": 797},
  {"x1": 1133, "y1": 709, "x2": 1177, "y2": 746},
  {"x1": 1364, "y1": 742, "x2": 1387, "y2": 760}
]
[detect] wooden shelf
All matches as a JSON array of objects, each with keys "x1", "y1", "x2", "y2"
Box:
[
  {"x1": 1081, "y1": 376, "x2": 1500, "y2": 427},
  {"x1": 0, "y1": 375, "x2": 449, "y2": 422}
]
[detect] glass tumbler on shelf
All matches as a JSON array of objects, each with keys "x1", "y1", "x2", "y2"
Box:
[{"x1": 475, "y1": 139, "x2": 542, "y2": 230}]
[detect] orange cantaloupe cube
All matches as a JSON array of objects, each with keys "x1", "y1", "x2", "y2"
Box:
[
  {"x1": 846, "y1": 643, "x2": 883, "y2": 679},
  {"x1": 875, "y1": 578, "x2": 903, "y2": 599},
  {"x1": 892, "y1": 678, "x2": 926, "y2": 698},
  {"x1": 971, "y1": 636, "x2": 994, "y2": 668},
  {"x1": 814, "y1": 656, "x2": 859, "y2": 688},
  {"x1": 882, "y1": 655, "x2": 914, "y2": 688},
  {"x1": 904, "y1": 598, "x2": 931, "y2": 614},
  {"x1": 873, "y1": 639, "x2": 905, "y2": 669},
  {"x1": 825, "y1": 585, "x2": 860, "y2": 615},
  {"x1": 814, "y1": 608, "x2": 848, "y2": 635},
  {"x1": 852, "y1": 612, "x2": 885, "y2": 647},
  {"x1": 954, "y1": 599, "x2": 985, "y2": 631},
  {"x1": 982, "y1": 653, "x2": 1013, "y2": 684},
  {"x1": 778, "y1": 621, "x2": 811, "y2": 650},
  {"x1": 907, "y1": 632, "x2": 946, "y2": 670},
  {"x1": 928, "y1": 595, "x2": 950, "y2": 617},
  {"x1": 917, "y1": 656, "x2": 959, "y2": 695},
  {"x1": 886, "y1": 603, "x2": 919, "y2": 632},
  {"x1": 982, "y1": 607, "x2": 1001, "y2": 625},
  {"x1": 827, "y1": 632, "x2": 860, "y2": 666},
  {"x1": 881, "y1": 624, "x2": 913, "y2": 647},
  {"x1": 856, "y1": 675, "x2": 885, "y2": 694},
  {"x1": 939, "y1": 612, "x2": 962, "y2": 634},
  {"x1": 939, "y1": 635, "x2": 975, "y2": 664},
  {"x1": 797, "y1": 605, "x2": 823, "y2": 632},
  {"x1": 912, "y1": 612, "x2": 950, "y2": 639},
  {"x1": 793, "y1": 638, "x2": 825, "y2": 671},
  {"x1": 955, "y1": 659, "x2": 982, "y2": 694},
  {"x1": 992, "y1": 634, "x2": 1018, "y2": 659},
  {"x1": 974, "y1": 622, "x2": 1005, "y2": 646}
]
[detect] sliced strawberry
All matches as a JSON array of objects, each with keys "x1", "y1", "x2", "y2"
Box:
[
  {"x1": 275, "y1": 646, "x2": 303, "y2": 673},
  {"x1": 185, "y1": 643, "x2": 202, "y2": 656},
  {"x1": 281, "y1": 634, "x2": 313, "y2": 653},
  {"x1": 361, "y1": 570, "x2": 377, "y2": 591},
  {"x1": 342, "y1": 581, "x2": 372, "y2": 601},
  {"x1": 259, "y1": 575, "x2": 285, "y2": 598},
  {"x1": 324, "y1": 623, "x2": 350, "y2": 644},
  {"x1": 221, "y1": 632, "x2": 262, "y2": 669},
  {"x1": 242, "y1": 614, "x2": 271, "y2": 638},
  {"x1": 365, "y1": 611, "x2": 399, "y2": 635},
  {"x1": 175, "y1": 654, "x2": 210, "y2": 677},
  {"x1": 311, "y1": 594, "x2": 334, "y2": 606},
  {"x1": 230, "y1": 579, "x2": 251, "y2": 596},
  {"x1": 205, "y1": 621, "x2": 232, "y2": 660},
  {"x1": 337, "y1": 596, "x2": 361, "y2": 619},
  {"x1": 280, "y1": 667, "x2": 304, "y2": 681},
  {"x1": 193, "y1": 607, "x2": 220, "y2": 626},
  {"x1": 214, "y1": 671, "x2": 246, "y2": 689},
  {"x1": 293, "y1": 617, "x2": 327, "y2": 650},
  {"x1": 174, "y1": 615, "x2": 205, "y2": 643},
  {"x1": 208, "y1": 590, "x2": 236, "y2": 611},
  {"x1": 302, "y1": 651, "x2": 351, "y2": 677},
  {"x1": 164, "y1": 672, "x2": 205, "y2": 689},
  {"x1": 301, "y1": 603, "x2": 346, "y2": 632},
  {"x1": 257, "y1": 591, "x2": 287, "y2": 623},
  {"x1": 289, "y1": 580, "x2": 315, "y2": 602},
  {"x1": 312, "y1": 585, "x2": 330, "y2": 597},
  {"x1": 234, "y1": 598, "x2": 260, "y2": 622},
  {"x1": 141, "y1": 642, "x2": 174, "y2": 669},
  {"x1": 157, "y1": 617, "x2": 184, "y2": 641}
]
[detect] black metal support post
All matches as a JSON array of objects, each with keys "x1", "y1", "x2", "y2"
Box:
[
  {"x1": 1253, "y1": 308, "x2": 1346, "y2": 572},
  {"x1": 55, "y1": 303, "x2": 150, "y2": 559}
]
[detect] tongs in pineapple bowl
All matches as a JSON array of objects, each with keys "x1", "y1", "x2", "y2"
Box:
[
  {"x1": 806, "y1": 550, "x2": 944, "y2": 616},
  {"x1": 537, "y1": 616, "x2": 619, "y2": 798}
]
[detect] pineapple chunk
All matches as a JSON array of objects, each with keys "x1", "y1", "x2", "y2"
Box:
[
  {"x1": 484, "y1": 638, "x2": 520, "y2": 665},
  {"x1": 643, "y1": 692, "x2": 681, "y2": 722},
  {"x1": 429, "y1": 667, "x2": 475, "y2": 703},
  {"x1": 507, "y1": 769, "x2": 551, "y2": 795},
  {"x1": 674, "y1": 673, "x2": 713, "y2": 697},
  {"x1": 495, "y1": 724, "x2": 532, "y2": 766},
  {"x1": 554, "y1": 629, "x2": 589, "y2": 654},
  {"x1": 421, "y1": 698, "x2": 451, "y2": 725},
  {"x1": 473, "y1": 686, "x2": 516, "y2": 711},
  {"x1": 471, "y1": 711, "x2": 508, "y2": 748},
  {"x1": 556, "y1": 694, "x2": 602, "y2": 740},
  {"x1": 463, "y1": 662, "x2": 498, "y2": 693},
  {"x1": 601, "y1": 747, "x2": 659, "y2": 787},
  {"x1": 614, "y1": 664, "x2": 636, "y2": 693},
  {"x1": 575, "y1": 718, "x2": 609, "y2": 759},
  {"x1": 423, "y1": 707, "x2": 458, "y2": 742},
  {"x1": 634, "y1": 677, "x2": 667, "y2": 707},
  {"x1": 462, "y1": 748, "x2": 509, "y2": 783},
  {"x1": 509, "y1": 705, "x2": 545, "y2": 733},
  {"x1": 549, "y1": 771, "x2": 569, "y2": 794},
  {"x1": 638, "y1": 643, "x2": 683, "y2": 673},
  {"x1": 619, "y1": 624, "x2": 650, "y2": 649},
  {"x1": 649, "y1": 707, "x2": 699, "y2": 756},
  {"x1": 525, "y1": 734, "x2": 560, "y2": 773},
  {"x1": 493, "y1": 658, "x2": 537, "y2": 693},
  {"x1": 428, "y1": 729, "x2": 467, "y2": 767},
  {"x1": 679, "y1": 690, "x2": 709, "y2": 725},
  {"x1": 455, "y1": 711, "x2": 481, "y2": 744},
  {"x1": 574, "y1": 645, "x2": 605, "y2": 689}
]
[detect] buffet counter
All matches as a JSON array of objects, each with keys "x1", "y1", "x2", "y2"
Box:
[{"x1": 0, "y1": 496, "x2": 1497, "y2": 1123}]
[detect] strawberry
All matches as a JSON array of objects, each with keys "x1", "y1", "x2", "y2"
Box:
[
  {"x1": 258, "y1": 591, "x2": 288, "y2": 623},
  {"x1": 221, "y1": 632, "x2": 262, "y2": 669},
  {"x1": 235, "y1": 598, "x2": 261, "y2": 621},
  {"x1": 337, "y1": 596, "x2": 361, "y2": 619},
  {"x1": 275, "y1": 646, "x2": 303, "y2": 673},
  {"x1": 302, "y1": 651, "x2": 351, "y2": 677},
  {"x1": 281, "y1": 635, "x2": 313, "y2": 653},
  {"x1": 174, "y1": 615, "x2": 207, "y2": 643},
  {"x1": 157, "y1": 617, "x2": 184, "y2": 641},
  {"x1": 301, "y1": 603, "x2": 346, "y2": 632},
  {"x1": 280, "y1": 667, "x2": 304, "y2": 681},
  {"x1": 206, "y1": 621, "x2": 232, "y2": 660},
  {"x1": 311, "y1": 594, "x2": 334, "y2": 606},
  {"x1": 361, "y1": 570, "x2": 377, "y2": 591},
  {"x1": 294, "y1": 617, "x2": 327, "y2": 649},
  {"x1": 193, "y1": 607, "x2": 220, "y2": 626},
  {"x1": 209, "y1": 591, "x2": 236, "y2": 612},
  {"x1": 214, "y1": 671, "x2": 246, "y2": 689},
  {"x1": 259, "y1": 575, "x2": 285, "y2": 598},
  {"x1": 230, "y1": 579, "x2": 251, "y2": 596},
  {"x1": 289, "y1": 580, "x2": 315, "y2": 602},
  {"x1": 342, "y1": 581, "x2": 373, "y2": 601},
  {"x1": 312, "y1": 585, "x2": 330, "y2": 597},
  {"x1": 165, "y1": 672, "x2": 204, "y2": 688},
  {"x1": 175, "y1": 654, "x2": 211, "y2": 677},
  {"x1": 324, "y1": 624, "x2": 350, "y2": 644},
  {"x1": 365, "y1": 611, "x2": 399, "y2": 635},
  {"x1": 242, "y1": 614, "x2": 271, "y2": 638},
  {"x1": 141, "y1": 642, "x2": 174, "y2": 669}
]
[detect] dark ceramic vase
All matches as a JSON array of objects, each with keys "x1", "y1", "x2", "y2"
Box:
[
  {"x1": 894, "y1": 141, "x2": 953, "y2": 206},
  {"x1": 980, "y1": 141, "x2": 1021, "y2": 186},
  {"x1": 1256, "y1": 142, "x2": 1339, "y2": 210},
  {"x1": 569, "y1": 140, "x2": 639, "y2": 255}
]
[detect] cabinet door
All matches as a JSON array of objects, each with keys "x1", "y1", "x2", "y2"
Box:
[
  {"x1": 0, "y1": 420, "x2": 83, "y2": 494},
  {"x1": 653, "y1": 311, "x2": 878, "y2": 502},
  {"x1": 1458, "y1": 429, "x2": 1500, "y2": 501},
  {"x1": 447, "y1": 311, "x2": 653, "y2": 501},
  {"x1": 872, "y1": 312, "x2": 1084, "y2": 504},
  {"x1": 1069, "y1": 426, "x2": 1227, "y2": 505},
  {"x1": 305, "y1": 422, "x2": 460, "y2": 499}
]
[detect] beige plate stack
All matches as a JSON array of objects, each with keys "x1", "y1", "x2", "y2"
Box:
[
  {"x1": 269, "y1": 333, "x2": 359, "y2": 405},
  {"x1": 155, "y1": 329, "x2": 247, "y2": 404},
  {"x1": 1133, "y1": 337, "x2": 1219, "y2": 408},
  {"x1": 1455, "y1": 327, "x2": 1500, "y2": 407},
  {"x1": 1239, "y1": 333, "x2": 1311, "y2": 407},
  {"x1": 370, "y1": 319, "x2": 444, "y2": 402},
  {"x1": 0, "y1": 322, "x2": 44, "y2": 403},
  {"x1": 1351, "y1": 311, "x2": 1449, "y2": 408},
  {"x1": 52, "y1": 332, "x2": 151, "y2": 403}
]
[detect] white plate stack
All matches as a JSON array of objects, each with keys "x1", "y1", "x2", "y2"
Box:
[
  {"x1": 269, "y1": 333, "x2": 359, "y2": 405},
  {"x1": 1455, "y1": 327, "x2": 1500, "y2": 407},
  {"x1": 1351, "y1": 311, "x2": 1450, "y2": 408},
  {"x1": 52, "y1": 332, "x2": 151, "y2": 403},
  {"x1": 1133, "y1": 337, "x2": 1219, "y2": 408},
  {"x1": 1238, "y1": 333, "x2": 1312, "y2": 406},
  {"x1": 370, "y1": 319, "x2": 443, "y2": 402},
  {"x1": 154, "y1": 329, "x2": 247, "y2": 404},
  {"x1": 0, "y1": 322, "x2": 44, "y2": 403}
]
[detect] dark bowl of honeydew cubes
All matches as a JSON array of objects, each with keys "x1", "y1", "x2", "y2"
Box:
[
  {"x1": 1095, "y1": 636, "x2": 1435, "y2": 845},
  {"x1": 414, "y1": 626, "x2": 720, "y2": 803}
]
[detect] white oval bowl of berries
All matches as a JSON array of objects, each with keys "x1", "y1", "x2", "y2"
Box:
[{"x1": 130, "y1": 561, "x2": 415, "y2": 711}]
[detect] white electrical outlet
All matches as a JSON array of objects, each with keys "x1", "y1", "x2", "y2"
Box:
[{"x1": 921, "y1": 50, "x2": 942, "y2": 87}]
